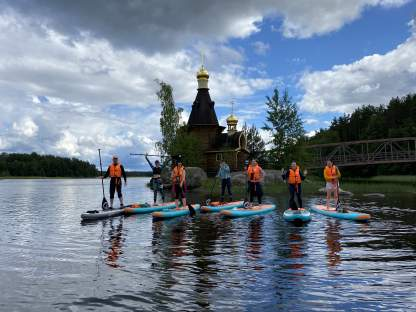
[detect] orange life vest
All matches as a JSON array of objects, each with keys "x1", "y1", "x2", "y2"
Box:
[
  {"x1": 324, "y1": 165, "x2": 339, "y2": 182},
  {"x1": 109, "y1": 164, "x2": 122, "y2": 178},
  {"x1": 247, "y1": 165, "x2": 262, "y2": 182},
  {"x1": 288, "y1": 166, "x2": 301, "y2": 184},
  {"x1": 172, "y1": 165, "x2": 185, "y2": 184}
]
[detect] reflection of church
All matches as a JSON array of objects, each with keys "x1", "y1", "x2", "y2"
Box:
[{"x1": 187, "y1": 64, "x2": 249, "y2": 175}]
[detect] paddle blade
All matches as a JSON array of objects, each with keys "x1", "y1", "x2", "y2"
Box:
[
  {"x1": 102, "y1": 198, "x2": 109, "y2": 210},
  {"x1": 188, "y1": 204, "x2": 196, "y2": 217}
]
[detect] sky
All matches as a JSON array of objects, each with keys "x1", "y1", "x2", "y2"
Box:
[{"x1": 0, "y1": 0, "x2": 415, "y2": 170}]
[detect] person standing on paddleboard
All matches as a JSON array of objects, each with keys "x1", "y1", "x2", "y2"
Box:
[
  {"x1": 282, "y1": 161, "x2": 307, "y2": 210},
  {"x1": 324, "y1": 160, "x2": 341, "y2": 210},
  {"x1": 217, "y1": 160, "x2": 232, "y2": 202},
  {"x1": 172, "y1": 157, "x2": 187, "y2": 210},
  {"x1": 247, "y1": 159, "x2": 264, "y2": 205},
  {"x1": 145, "y1": 154, "x2": 165, "y2": 205},
  {"x1": 103, "y1": 155, "x2": 127, "y2": 209}
]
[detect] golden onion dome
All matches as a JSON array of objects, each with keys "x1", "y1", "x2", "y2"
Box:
[
  {"x1": 196, "y1": 66, "x2": 209, "y2": 79},
  {"x1": 226, "y1": 114, "x2": 238, "y2": 123}
]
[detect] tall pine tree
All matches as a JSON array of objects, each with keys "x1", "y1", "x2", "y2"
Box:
[{"x1": 262, "y1": 89, "x2": 305, "y2": 168}]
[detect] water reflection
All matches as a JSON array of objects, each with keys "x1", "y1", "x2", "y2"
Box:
[
  {"x1": 246, "y1": 219, "x2": 264, "y2": 269},
  {"x1": 104, "y1": 218, "x2": 125, "y2": 268},
  {"x1": 0, "y1": 178, "x2": 415, "y2": 311},
  {"x1": 325, "y1": 219, "x2": 342, "y2": 268},
  {"x1": 287, "y1": 233, "x2": 305, "y2": 271}
]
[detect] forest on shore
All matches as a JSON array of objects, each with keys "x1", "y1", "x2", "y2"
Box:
[
  {"x1": 308, "y1": 93, "x2": 416, "y2": 176},
  {"x1": 0, "y1": 153, "x2": 98, "y2": 177}
]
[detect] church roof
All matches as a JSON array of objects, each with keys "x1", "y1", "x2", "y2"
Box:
[
  {"x1": 212, "y1": 131, "x2": 243, "y2": 150},
  {"x1": 188, "y1": 88, "x2": 219, "y2": 126}
]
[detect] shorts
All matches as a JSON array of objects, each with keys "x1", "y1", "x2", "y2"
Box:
[
  {"x1": 326, "y1": 182, "x2": 337, "y2": 191},
  {"x1": 173, "y1": 183, "x2": 186, "y2": 199}
]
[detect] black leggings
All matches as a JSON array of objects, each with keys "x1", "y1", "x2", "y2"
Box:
[
  {"x1": 249, "y1": 182, "x2": 263, "y2": 204},
  {"x1": 289, "y1": 184, "x2": 302, "y2": 209},
  {"x1": 110, "y1": 178, "x2": 122, "y2": 199},
  {"x1": 221, "y1": 178, "x2": 232, "y2": 200},
  {"x1": 152, "y1": 178, "x2": 165, "y2": 202}
]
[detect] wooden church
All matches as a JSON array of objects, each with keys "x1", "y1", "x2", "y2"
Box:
[{"x1": 187, "y1": 64, "x2": 249, "y2": 175}]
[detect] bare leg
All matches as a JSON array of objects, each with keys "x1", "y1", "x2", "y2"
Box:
[
  {"x1": 326, "y1": 190, "x2": 331, "y2": 209},
  {"x1": 182, "y1": 197, "x2": 187, "y2": 209},
  {"x1": 175, "y1": 199, "x2": 179, "y2": 209}
]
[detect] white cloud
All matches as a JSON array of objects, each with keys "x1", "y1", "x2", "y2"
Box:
[
  {"x1": 12, "y1": 117, "x2": 39, "y2": 138},
  {"x1": 1, "y1": 0, "x2": 409, "y2": 51},
  {"x1": 303, "y1": 118, "x2": 319, "y2": 125},
  {"x1": 0, "y1": 11, "x2": 274, "y2": 169},
  {"x1": 276, "y1": 0, "x2": 410, "y2": 39},
  {"x1": 252, "y1": 41, "x2": 270, "y2": 55},
  {"x1": 306, "y1": 130, "x2": 317, "y2": 138},
  {"x1": 299, "y1": 25, "x2": 416, "y2": 113}
]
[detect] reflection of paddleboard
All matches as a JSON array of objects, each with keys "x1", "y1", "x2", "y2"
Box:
[
  {"x1": 220, "y1": 204, "x2": 276, "y2": 218},
  {"x1": 311, "y1": 204, "x2": 370, "y2": 221},
  {"x1": 283, "y1": 208, "x2": 311, "y2": 223},
  {"x1": 152, "y1": 204, "x2": 201, "y2": 220},
  {"x1": 124, "y1": 202, "x2": 176, "y2": 214},
  {"x1": 201, "y1": 201, "x2": 244, "y2": 213}
]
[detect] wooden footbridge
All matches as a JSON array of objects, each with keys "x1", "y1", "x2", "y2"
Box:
[{"x1": 306, "y1": 137, "x2": 416, "y2": 168}]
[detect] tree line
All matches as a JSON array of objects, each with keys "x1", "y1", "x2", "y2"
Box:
[
  {"x1": 0, "y1": 153, "x2": 98, "y2": 177},
  {"x1": 308, "y1": 94, "x2": 416, "y2": 176}
]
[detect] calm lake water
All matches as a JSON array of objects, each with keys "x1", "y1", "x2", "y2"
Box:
[{"x1": 0, "y1": 178, "x2": 415, "y2": 311}]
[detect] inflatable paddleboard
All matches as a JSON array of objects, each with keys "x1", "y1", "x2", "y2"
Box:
[
  {"x1": 311, "y1": 204, "x2": 370, "y2": 221},
  {"x1": 81, "y1": 207, "x2": 125, "y2": 220},
  {"x1": 201, "y1": 201, "x2": 244, "y2": 213},
  {"x1": 283, "y1": 208, "x2": 311, "y2": 223},
  {"x1": 124, "y1": 201, "x2": 176, "y2": 214},
  {"x1": 152, "y1": 204, "x2": 201, "y2": 220},
  {"x1": 220, "y1": 204, "x2": 276, "y2": 218}
]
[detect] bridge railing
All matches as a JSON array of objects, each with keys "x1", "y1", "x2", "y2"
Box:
[{"x1": 306, "y1": 137, "x2": 416, "y2": 168}]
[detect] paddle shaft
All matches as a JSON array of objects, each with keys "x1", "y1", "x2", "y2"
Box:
[
  {"x1": 98, "y1": 149, "x2": 105, "y2": 198},
  {"x1": 130, "y1": 153, "x2": 168, "y2": 158},
  {"x1": 336, "y1": 180, "x2": 341, "y2": 210}
]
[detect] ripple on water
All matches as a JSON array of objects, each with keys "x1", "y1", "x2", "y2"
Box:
[{"x1": 0, "y1": 178, "x2": 415, "y2": 311}]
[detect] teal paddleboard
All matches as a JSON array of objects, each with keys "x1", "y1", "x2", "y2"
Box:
[
  {"x1": 152, "y1": 204, "x2": 201, "y2": 219},
  {"x1": 283, "y1": 209, "x2": 311, "y2": 223},
  {"x1": 124, "y1": 201, "x2": 176, "y2": 214},
  {"x1": 220, "y1": 204, "x2": 276, "y2": 218},
  {"x1": 201, "y1": 201, "x2": 244, "y2": 213},
  {"x1": 311, "y1": 204, "x2": 371, "y2": 221}
]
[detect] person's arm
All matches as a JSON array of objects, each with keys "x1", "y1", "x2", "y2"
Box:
[
  {"x1": 216, "y1": 166, "x2": 221, "y2": 178},
  {"x1": 103, "y1": 166, "x2": 110, "y2": 179},
  {"x1": 300, "y1": 169, "x2": 306, "y2": 181},
  {"x1": 282, "y1": 169, "x2": 289, "y2": 181},
  {"x1": 181, "y1": 170, "x2": 186, "y2": 187},
  {"x1": 120, "y1": 165, "x2": 127, "y2": 183},
  {"x1": 336, "y1": 167, "x2": 341, "y2": 180},
  {"x1": 324, "y1": 168, "x2": 330, "y2": 181},
  {"x1": 145, "y1": 155, "x2": 154, "y2": 169}
]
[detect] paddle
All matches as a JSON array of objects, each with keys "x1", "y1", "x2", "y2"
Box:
[
  {"x1": 98, "y1": 149, "x2": 109, "y2": 210},
  {"x1": 205, "y1": 177, "x2": 218, "y2": 205},
  {"x1": 188, "y1": 204, "x2": 196, "y2": 217},
  {"x1": 336, "y1": 180, "x2": 343, "y2": 212}
]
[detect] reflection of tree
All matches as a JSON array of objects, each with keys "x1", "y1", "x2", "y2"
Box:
[
  {"x1": 325, "y1": 220, "x2": 342, "y2": 267},
  {"x1": 288, "y1": 233, "x2": 304, "y2": 271},
  {"x1": 246, "y1": 219, "x2": 264, "y2": 270},
  {"x1": 105, "y1": 218, "x2": 124, "y2": 268}
]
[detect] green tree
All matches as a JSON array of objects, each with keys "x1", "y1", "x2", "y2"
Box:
[
  {"x1": 155, "y1": 80, "x2": 183, "y2": 155},
  {"x1": 242, "y1": 123, "x2": 267, "y2": 165},
  {"x1": 262, "y1": 89, "x2": 305, "y2": 167},
  {"x1": 171, "y1": 126, "x2": 202, "y2": 167}
]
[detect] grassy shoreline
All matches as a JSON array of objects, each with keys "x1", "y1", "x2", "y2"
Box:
[{"x1": 200, "y1": 175, "x2": 415, "y2": 196}]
